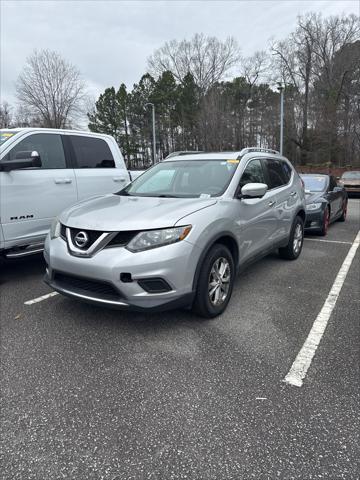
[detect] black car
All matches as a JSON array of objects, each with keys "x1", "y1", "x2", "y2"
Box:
[{"x1": 300, "y1": 174, "x2": 348, "y2": 236}]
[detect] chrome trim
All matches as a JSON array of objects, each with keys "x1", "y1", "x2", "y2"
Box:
[
  {"x1": 5, "y1": 245, "x2": 44, "y2": 258},
  {"x1": 50, "y1": 283, "x2": 129, "y2": 307},
  {"x1": 66, "y1": 228, "x2": 118, "y2": 257}
]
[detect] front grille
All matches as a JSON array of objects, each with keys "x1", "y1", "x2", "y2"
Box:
[
  {"x1": 53, "y1": 271, "x2": 120, "y2": 299},
  {"x1": 69, "y1": 228, "x2": 103, "y2": 249},
  {"x1": 61, "y1": 225, "x2": 137, "y2": 249},
  {"x1": 106, "y1": 231, "x2": 138, "y2": 247}
]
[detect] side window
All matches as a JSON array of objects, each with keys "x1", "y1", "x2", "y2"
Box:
[
  {"x1": 7, "y1": 133, "x2": 66, "y2": 169},
  {"x1": 282, "y1": 161, "x2": 292, "y2": 183},
  {"x1": 265, "y1": 159, "x2": 290, "y2": 189},
  {"x1": 329, "y1": 176, "x2": 337, "y2": 190},
  {"x1": 70, "y1": 136, "x2": 115, "y2": 168},
  {"x1": 239, "y1": 159, "x2": 265, "y2": 189}
]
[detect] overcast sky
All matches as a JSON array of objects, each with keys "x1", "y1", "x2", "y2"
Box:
[{"x1": 1, "y1": 0, "x2": 359, "y2": 106}]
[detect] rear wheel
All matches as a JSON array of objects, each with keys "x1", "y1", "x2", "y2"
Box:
[
  {"x1": 319, "y1": 206, "x2": 330, "y2": 236},
  {"x1": 338, "y1": 199, "x2": 347, "y2": 222},
  {"x1": 279, "y1": 215, "x2": 304, "y2": 260},
  {"x1": 193, "y1": 244, "x2": 235, "y2": 318}
]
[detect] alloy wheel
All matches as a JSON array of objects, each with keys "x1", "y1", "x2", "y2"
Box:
[
  {"x1": 293, "y1": 223, "x2": 303, "y2": 255},
  {"x1": 208, "y1": 257, "x2": 231, "y2": 306}
]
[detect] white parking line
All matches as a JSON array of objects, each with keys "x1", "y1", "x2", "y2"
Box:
[
  {"x1": 24, "y1": 292, "x2": 58, "y2": 305},
  {"x1": 305, "y1": 238, "x2": 352, "y2": 245},
  {"x1": 284, "y1": 230, "x2": 360, "y2": 387}
]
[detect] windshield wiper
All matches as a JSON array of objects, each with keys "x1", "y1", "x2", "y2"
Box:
[{"x1": 154, "y1": 194, "x2": 178, "y2": 198}]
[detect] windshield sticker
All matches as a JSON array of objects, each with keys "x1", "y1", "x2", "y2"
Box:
[
  {"x1": 227, "y1": 159, "x2": 239, "y2": 164},
  {"x1": 2, "y1": 133, "x2": 14, "y2": 137},
  {"x1": 199, "y1": 193, "x2": 211, "y2": 199}
]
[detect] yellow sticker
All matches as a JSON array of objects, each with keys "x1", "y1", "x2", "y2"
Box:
[
  {"x1": 2, "y1": 133, "x2": 14, "y2": 137},
  {"x1": 227, "y1": 159, "x2": 239, "y2": 164}
]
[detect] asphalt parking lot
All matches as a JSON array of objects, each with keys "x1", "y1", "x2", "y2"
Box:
[{"x1": 1, "y1": 199, "x2": 359, "y2": 480}]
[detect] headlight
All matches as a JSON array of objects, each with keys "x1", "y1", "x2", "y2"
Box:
[
  {"x1": 50, "y1": 218, "x2": 61, "y2": 239},
  {"x1": 126, "y1": 225, "x2": 192, "y2": 252},
  {"x1": 306, "y1": 203, "x2": 322, "y2": 211}
]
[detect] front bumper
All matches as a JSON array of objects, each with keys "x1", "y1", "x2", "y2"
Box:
[
  {"x1": 44, "y1": 235, "x2": 199, "y2": 312},
  {"x1": 304, "y1": 208, "x2": 324, "y2": 230}
]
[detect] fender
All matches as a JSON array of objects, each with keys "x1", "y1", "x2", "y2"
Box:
[{"x1": 192, "y1": 230, "x2": 239, "y2": 291}]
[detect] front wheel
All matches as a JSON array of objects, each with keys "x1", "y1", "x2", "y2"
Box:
[
  {"x1": 338, "y1": 200, "x2": 347, "y2": 222},
  {"x1": 319, "y1": 206, "x2": 330, "y2": 236},
  {"x1": 192, "y1": 244, "x2": 235, "y2": 318},
  {"x1": 278, "y1": 215, "x2": 304, "y2": 260}
]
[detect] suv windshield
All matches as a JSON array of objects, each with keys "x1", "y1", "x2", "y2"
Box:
[
  {"x1": 0, "y1": 130, "x2": 19, "y2": 146},
  {"x1": 119, "y1": 159, "x2": 239, "y2": 198},
  {"x1": 301, "y1": 175, "x2": 327, "y2": 192}
]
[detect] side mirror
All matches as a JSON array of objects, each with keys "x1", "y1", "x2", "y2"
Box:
[
  {"x1": 0, "y1": 150, "x2": 42, "y2": 172},
  {"x1": 240, "y1": 183, "x2": 268, "y2": 199},
  {"x1": 333, "y1": 186, "x2": 343, "y2": 192}
]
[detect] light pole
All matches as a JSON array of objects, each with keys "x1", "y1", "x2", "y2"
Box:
[
  {"x1": 277, "y1": 83, "x2": 284, "y2": 155},
  {"x1": 145, "y1": 102, "x2": 156, "y2": 164}
]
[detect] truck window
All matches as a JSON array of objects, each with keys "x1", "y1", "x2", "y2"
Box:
[
  {"x1": 6, "y1": 133, "x2": 66, "y2": 169},
  {"x1": 70, "y1": 136, "x2": 115, "y2": 168}
]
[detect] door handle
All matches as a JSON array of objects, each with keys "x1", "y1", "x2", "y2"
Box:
[
  {"x1": 268, "y1": 201, "x2": 276, "y2": 207},
  {"x1": 54, "y1": 178, "x2": 72, "y2": 184},
  {"x1": 290, "y1": 191, "x2": 297, "y2": 197},
  {"x1": 113, "y1": 177, "x2": 126, "y2": 182}
]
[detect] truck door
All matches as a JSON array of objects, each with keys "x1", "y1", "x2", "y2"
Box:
[
  {"x1": 67, "y1": 134, "x2": 129, "y2": 200},
  {"x1": 0, "y1": 132, "x2": 77, "y2": 248}
]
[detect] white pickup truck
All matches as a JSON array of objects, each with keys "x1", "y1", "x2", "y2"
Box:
[{"x1": 0, "y1": 128, "x2": 143, "y2": 258}]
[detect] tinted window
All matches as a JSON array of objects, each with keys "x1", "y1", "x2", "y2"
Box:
[
  {"x1": 239, "y1": 159, "x2": 265, "y2": 189},
  {"x1": 265, "y1": 159, "x2": 290, "y2": 189},
  {"x1": 6, "y1": 133, "x2": 66, "y2": 169},
  {"x1": 70, "y1": 136, "x2": 115, "y2": 168}
]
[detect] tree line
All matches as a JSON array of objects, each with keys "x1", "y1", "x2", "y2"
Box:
[{"x1": 1, "y1": 12, "x2": 359, "y2": 168}]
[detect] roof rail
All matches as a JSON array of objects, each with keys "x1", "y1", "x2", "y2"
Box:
[{"x1": 239, "y1": 147, "x2": 280, "y2": 156}]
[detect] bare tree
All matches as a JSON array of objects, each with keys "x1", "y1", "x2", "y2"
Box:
[
  {"x1": 16, "y1": 49, "x2": 86, "y2": 128},
  {"x1": 148, "y1": 33, "x2": 240, "y2": 93},
  {"x1": 0, "y1": 101, "x2": 12, "y2": 128}
]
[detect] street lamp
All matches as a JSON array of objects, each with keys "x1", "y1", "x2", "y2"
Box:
[
  {"x1": 277, "y1": 83, "x2": 284, "y2": 155},
  {"x1": 145, "y1": 102, "x2": 156, "y2": 164}
]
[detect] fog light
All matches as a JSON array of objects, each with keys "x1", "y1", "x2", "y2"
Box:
[{"x1": 138, "y1": 278, "x2": 172, "y2": 293}]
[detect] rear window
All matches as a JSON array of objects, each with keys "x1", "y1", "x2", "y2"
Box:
[
  {"x1": 70, "y1": 135, "x2": 115, "y2": 168},
  {"x1": 0, "y1": 130, "x2": 19, "y2": 146}
]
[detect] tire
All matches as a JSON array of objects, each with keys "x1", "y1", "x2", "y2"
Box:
[
  {"x1": 279, "y1": 215, "x2": 304, "y2": 260},
  {"x1": 319, "y1": 206, "x2": 330, "y2": 236},
  {"x1": 338, "y1": 199, "x2": 347, "y2": 222},
  {"x1": 192, "y1": 244, "x2": 235, "y2": 318}
]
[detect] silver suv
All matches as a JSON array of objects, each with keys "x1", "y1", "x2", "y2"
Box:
[{"x1": 44, "y1": 148, "x2": 306, "y2": 318}]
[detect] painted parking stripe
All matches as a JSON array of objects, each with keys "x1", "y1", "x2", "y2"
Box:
[
  {"x1": 24, "y1": 292, "x2": 58, "y2": 305},
  {"x1": 284, "y1": 230, "x2": 360, "y2": 387},
  {"x1": 305, "y1": 238, "x2": 352, "y2": 245}
]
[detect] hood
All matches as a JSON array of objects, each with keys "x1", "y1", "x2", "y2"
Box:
[
  {"x1": 305, "y1": 191, "x2": 325, "y2": 204},
  {"x1": 60, "y1": 194, "x2": 217, "y2": 231}
]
